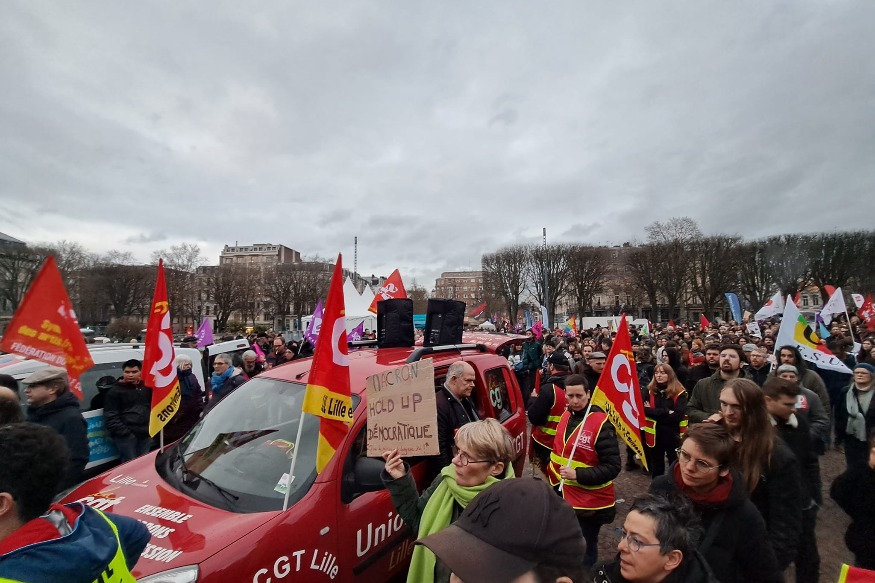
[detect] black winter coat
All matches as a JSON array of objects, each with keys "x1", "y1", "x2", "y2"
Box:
[
  {"x1": 750, "y1": 438, "x2": 803, "y2": 570},
  {"x1": 103, "y1": 380, "x2": 152, "y2": 438},
  {"x1": 526, "y1": 373, "x2": 569, "y2": 425},
  {"x1": 651, "y1": 468, "x2": 781, "y2": 583},
  {"x1": 831, "y1": 464, "x2": 875, "y2": 569},
  {"x1": 643, "y1": 387, "x2": 688, "y2": 438},
  {"x1": 589, "y1": 551, "x2": 719, "y2": 583},
  {"x1": 435, "y1": 386, "x2": 479, "y2": 468},
  {"x1": 773, "y1": 414, "x2": 821, "y2": 505},
  {"x1": 27, "y1": 392, "x2": 89, "y2": 491}
]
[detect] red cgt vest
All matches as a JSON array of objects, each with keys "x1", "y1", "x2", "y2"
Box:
[
  {"x1": 531, "y1": 384, "x2": 567, "y2": 449},
  {"x1": 547, "y1": 409, "x2": 616, "y2": 510}
]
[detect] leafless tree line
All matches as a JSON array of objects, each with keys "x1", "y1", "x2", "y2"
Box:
[{"x1": 482, "y1": 217, "x2": 875, "y2": 323}]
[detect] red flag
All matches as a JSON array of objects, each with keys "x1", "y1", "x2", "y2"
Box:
[
  {"x1": 838, "y1": 564, "x2": 875, "y2": 582},
  {"x1": 589, "y1": 314, "x2": 649, "y2": 470},
  {"x1": 469, "y1": 302, "x2": 487, "y2": 318},
  {"x1": 367, "y1": 269, "x2": 407, "y2": 314},
  {"x1": 668, "y1": 319, "x2": 675, "y2": 329},
  {"x1": 0, "y1": 256, "x2": 93, "y2": 399},
  {"x1": 700, "y1": 314, "x2": 710, "y2": 329},
  {"x1": 302, "y1": 254, "x2": 353, "y2": 472},
  {"x1": 823, "y1": 285, "x2": 836, "y2": 297},
  {"x1": 144, "y1": 260, "x2": 181, "y2": 437},
  {"x1": 860, "y1": 295, "x2": 875, "y2": 331}
]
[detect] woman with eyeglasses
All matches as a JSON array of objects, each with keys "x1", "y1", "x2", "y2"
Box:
[
  {"x1": 381, "y1": 418, "x2": 515, "y2": 583},
  {"x1": 717, "y1": 378, "x2": 802, "y2": 573},
  {"x1": 650, "y1": 423, "x2": 781, "y2": 583},
  {"x1": 590, "y1": 493, "x2": 716, "y2": 583}
]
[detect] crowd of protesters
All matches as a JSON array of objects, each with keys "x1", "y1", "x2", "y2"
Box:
[{"x1": 517, "y1": 314, "x2": 875, "y2": 581}]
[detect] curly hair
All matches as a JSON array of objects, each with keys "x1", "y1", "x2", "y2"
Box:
[{"x1": 0, "y1": 423, "x2": 69, "y2": 522}]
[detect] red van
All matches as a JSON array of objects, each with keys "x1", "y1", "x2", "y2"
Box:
[{"x1": 61, "y1": 337, "x2": 528, "y2": 583}]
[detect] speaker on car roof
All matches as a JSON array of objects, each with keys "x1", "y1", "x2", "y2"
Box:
[
  {"x1": 377, "y1": 298, "x2": 415, "y2": 348},
  {"x1": 423, "y1": 298, "x2": 466, "y2": 347}
]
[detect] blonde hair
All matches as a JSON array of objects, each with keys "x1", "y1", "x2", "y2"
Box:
[{"x1": 455, "y1": 418, "x2": 515, "y2": 466}]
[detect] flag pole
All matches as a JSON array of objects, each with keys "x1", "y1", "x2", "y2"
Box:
[
  {"x1": 159, "y1": 429, "x2": 164, "y2": 454},
  {"x1": 558, "y1": 401, "x2": 593, "y2": 493},
  {"x1": 282, "y1": 407, "x2": 308, "y2": 512}
]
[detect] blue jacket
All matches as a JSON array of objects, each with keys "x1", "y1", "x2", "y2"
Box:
[{"x1": 0, "y1": 503, "x2": 149, "y2": 582}]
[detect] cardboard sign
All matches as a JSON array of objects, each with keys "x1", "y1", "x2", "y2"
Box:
[{"x1": 366, "y1": 359, "x2": 438, "y2": 457}]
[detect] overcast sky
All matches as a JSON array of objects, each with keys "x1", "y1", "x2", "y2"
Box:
[{"x1": 2, "y1": 2, "x2": 873, "y2": 290}]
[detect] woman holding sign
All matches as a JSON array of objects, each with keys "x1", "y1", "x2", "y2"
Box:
[
  {"x1": 382, "y1": 418, "x2": 515, "y2": 583},
  {"x1": 546, "y1": 373, "x2": 621, "y2": 568}
]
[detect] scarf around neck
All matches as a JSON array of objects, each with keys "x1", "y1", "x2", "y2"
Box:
[
  {"x1": 406, "y1": 464, "x2": 514, "y2": 583},
  {"x1": 211, "y1": 366, "x2": 235, "y2": 392},
  {"x1": 846, "y1": 385, "x2": 874, "y2": 442}
]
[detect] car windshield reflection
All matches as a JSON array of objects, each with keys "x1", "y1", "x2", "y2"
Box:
[{"x1": 166, "y1": 378, "x2": 329, "y2": 512}]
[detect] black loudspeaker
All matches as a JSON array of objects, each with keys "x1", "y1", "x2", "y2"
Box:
[
  {"x1": 377, "y1": 299, "x2": 415, "y2": 348},
  {"x1": 424, "y1": 299, "x2": 466, "y2": 347}
]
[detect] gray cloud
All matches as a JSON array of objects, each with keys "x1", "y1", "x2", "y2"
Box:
[{"x1": 2, "y1": 1, "x2": 874, "y2": 290}]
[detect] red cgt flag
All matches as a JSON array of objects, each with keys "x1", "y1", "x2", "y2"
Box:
[
  {"x1": 367, "y1": 269, "x2": 407, "y2": 314},
  {"x1": 589, "y1": 314, "x2": 649, "y2": 470},
  {"x1": 700, "y1": 314, "x2": 710, "y2": 330},
  {"x1": 838, "y1": 564, "x2": 875, "y2": 582},
  {"x1": 143, "y1": 260, "x2": 181, "y2": 437},
  {"x1": 302, "y1": 254, "x2": 353, "y2": 472},
  {"x1": 0, "y1": 256, "x2": 93, "y2": 399}
]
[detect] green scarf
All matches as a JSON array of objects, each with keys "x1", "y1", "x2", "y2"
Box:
[{"x1": 406, "y1": 464, "x2": 515, "y2": 583}]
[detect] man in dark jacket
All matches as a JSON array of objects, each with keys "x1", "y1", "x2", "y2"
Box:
[
  {"x1": 527, "y1": 355, "x2": 572, "y2": 468},
  {"x1": 688, "y1": 345, "x2": 744, "y2": 424},
  {"x1": 435, "y1": 361, "x2": 480, "y2": 469},
  {"x1": 686, "y1": 344, "x2": 721, "y2": 391},
  {"x1": 519, "y1": 329, "x2": 542, "y2": 402},
  {"x1": 104, "y1": 359, "x2": 153, "y2": 462},
  {"x1": 22, "y1": 366, "x2": 88, "y2": 491},
  {"x1": 764, "y1": 377, "x2": 821, "y2": 583},
  {"x1": 744, "y1": 346, "x2": 771, "y2": 387}
]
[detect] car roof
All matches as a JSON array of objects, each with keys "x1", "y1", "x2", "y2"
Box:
[{"x1": 259, "y1": 341, "x2": 506, "y2": 397}]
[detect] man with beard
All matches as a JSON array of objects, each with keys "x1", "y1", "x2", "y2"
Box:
[
  {"x1": 688, "y1": 345, "x2": 744, "y2": 424},
  {"x1": 685, "y1": 344, "x2": 721, "y2": 391},
  {"x1": 240, "y1": 349, "x2": 265, "y2": 379},
  {"x1": 745, "y1": 346, "x2": 771, "y2": 387}
]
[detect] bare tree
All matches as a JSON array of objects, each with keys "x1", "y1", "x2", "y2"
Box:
[
  {"x1": 626, "y1": 244, "x2": 661, "y2": 321},
  {"x1": 807, "y1": 232, "x2": 867, "y2": 302},
  {"x1": 737, "y1": 240, "x2": 773, "y2": 312},
  {"x1": 688, "y1": 235, "x2": 741, "y2": 321},
  {"x1": 406, "y1": 283, "x2": 430, "y2": 314},
  {"x1": 264, "y1": 263, "x2": 298, "y2": 329},
  {"x1": 850, "y1": 231, "x2": 875, "y2": 295},
  {"x1": 89, "y1": 253, "x2": 154, "y2": 319},
  {"x1": 289, "y1": 262, "x2": 332, "y2": 332},
  {"x1": 646, "y1": 218, "x2": 701, "y2": 321},
  {"x1": 525, "y1": 243, "x2": 572, "y2": 327},
  {"x1": 0, "y1": 245, "x2": 46, "y2": 312},
  {"x1": 763, "y1": 234, "x2": 811, "y2": 299},
  {"x1": 210, "y1": 265, "x2": 246, "y2": 332},
  {"x1": 482, "y1": 245, "x2": 529, "y2": 324},
  {"x1": 151, "y1": 243, "x2": 206, "y2": 328},
  {"x1": 566, "y1": 245, "x2": 610, "y2": 318}
]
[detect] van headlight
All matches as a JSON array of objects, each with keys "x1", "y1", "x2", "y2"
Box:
[{"x1": 138, "y1": 565, "x2": 199, "y2": 583}]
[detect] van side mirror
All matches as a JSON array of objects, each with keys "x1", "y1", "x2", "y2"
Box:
[{"x1": 342, "y1": 456, "x2": 386, "y2": 501}]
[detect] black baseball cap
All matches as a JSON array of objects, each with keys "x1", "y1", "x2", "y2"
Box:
[{"x1": 417, "y1": 478, "x2": 584, "y2": 583}]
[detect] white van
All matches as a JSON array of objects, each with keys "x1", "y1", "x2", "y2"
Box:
[{"x1": 0, "y1": 345, "x2": 206, "y2": 477}]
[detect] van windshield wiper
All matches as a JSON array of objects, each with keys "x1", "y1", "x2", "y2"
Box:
[{"x1": 175, "y1": 446, "x2": 240, "y2": 509}]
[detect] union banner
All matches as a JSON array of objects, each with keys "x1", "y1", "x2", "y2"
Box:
[{"x1": 144, "y1": 260, "x2": 181, "y2": 437}]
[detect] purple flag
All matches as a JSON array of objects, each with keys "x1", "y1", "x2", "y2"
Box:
[
  {"x1": 347, "y1": 321, "x2": 365, "y2": 342},
  {"x1": 304, "y1": 299, "x2": 323, "y2": 346},
  {"x1": 195, "y1": 319, "x2": 213, "y2": 348}
]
